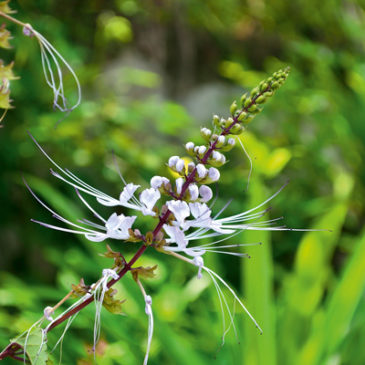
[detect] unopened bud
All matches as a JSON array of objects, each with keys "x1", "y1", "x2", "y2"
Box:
[
  {"x1": 255, "y1": 95, "x2": 266, "y2": 104},
  {"x1": 175, "y1": 177, "x2": 185, "y2": 195},
  {"x1": 175, "y1": 158, "x2": 186, "y2": 173},
  {"x1": 240, "y1": 92, "x2": 248, "y2": 107},
  {"x1": 197, "y1": 145, "x2": 207, "y2": 157},
  {"x1": 188, "y1": 184, "x2": 199, "y2": 201},
  {"x1": 150, "y1": 176, "x2": 169, "y2": 189},
  {"x1": 196, "y1": 164, "x2": 208, "y2": 179},
  {"x1": 188, "y1": 162, "x2": 196, "y2": 173},
  {"x1": 201, "y1": 127, "x2": 212, "y2": 141},
  {"x1": 208, "y1": 167, "x2": 220, "y2": 182},
  {"x1": 230, "y1": 124, "x2": 244, "y2": 135},
  {"x1": 215, "y1": 135, "x2": 225, "y2": 148},
  {"x1": 185, "y1": 142, "x2": 195, "y2": 154},
  {"x1": 237, "y1": 111, "x2": 247, "y2": 122},
  {"x1": 168, "y1": 156, "x2": 179, "y2": 168},
  {"x1": 199, "y1": 185, "x2": 213, "y2": 202},
  {"x1": 230, "y1": 100, "x2": 238, "y2": 115},
  {"x1": 243, "y1": 98, "x2": 252, "y2": 108},
  {"x1": 221, "y1": 137, "x2": 235, "y2": 151},
  {"x1": 212, "y1": 114, "x2": 220, "y2": 127}
]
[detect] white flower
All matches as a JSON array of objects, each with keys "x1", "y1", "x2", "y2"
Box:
[
  {"x1": 105, "y1": 213, "x2": 136, "y2": 240},
  {"x1": 163, "y1": 224, "x2": 187, "y2": 249},
  {"x1": 199, "y1": 185, "x2": 213, "y2": 202},
  {"x1": 166, "y1": 200, "x2": 190, "y2": 226},
  {"x1": 25, "y1": 178, "x2": 138, "y2": 243}
]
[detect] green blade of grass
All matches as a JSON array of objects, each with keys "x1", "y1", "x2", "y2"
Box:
[{"x1": 241, "y1": 178, "x2": 276, "y2": 365}]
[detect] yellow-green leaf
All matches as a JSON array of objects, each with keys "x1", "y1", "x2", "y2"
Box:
[{"x1": 0, "y1": 0, "x2": 15, "y2": 14}]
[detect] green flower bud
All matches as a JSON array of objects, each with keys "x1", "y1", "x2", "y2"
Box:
[
  {"x1": 241, "y1": 115, "x2": 254, "y2": 125},
  {"x1": 271, "y1": 81, "x2": 280, "y2": 90},
  {"x1": 243, "y1": 98, "x2": 252, "y2": 108},
  {"x1": 226, "y1": 117, "x2": 234, "y2": 128},
  {"x1": 255, "y1": 95, "x2": 266, "y2": 104},
  {"x1": 209, "y1": 150, "x2": 226, "y2": 167},
  {"x1": 230, "y1": 124, "x2": 244, "y2": 135},
  {"x1": 230, "y1": 100, "x2": 238, "y2": 115},
  {"x1": 259, "y1": 81, "x2": 268, "y2": 92},
  {"x1": 250, "y1": 87, "x2": 259, "y2": 97},
  {"x1": 212, "y1": 114, "x2": 220, "y2": 127},
  {"x1": 237, "y1": 111, "x2": 248, "y2": 122},
  {"x1": 201, "y1": 127, "x2": 212, "y2": 141},
  {"x1": 185, "y1": 141, "x2": 195, "y2": 155},
  {"x1": 215, "y1": 135, "x2": 225, "y2": 148},
  {"x1": 248, "y1": 104, "x2": 259, "y2": 113},
  {"x1": 221, "y1": 137, "x2": 235, "y2": 151},
  {"x1": 240, "y1": 92, "x2": 248, "y2": 107}
]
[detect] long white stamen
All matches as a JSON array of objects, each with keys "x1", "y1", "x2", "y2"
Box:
[
  {"x1": 136, "y1": 279, "x2": 154, "y2": 365},
  {"x1": 75, "y1": 189, "x2": 106, "y2": 223},
  {"x1": 28, "y1": 27, "x2": 82, "y2": 113},
  {"x1": 204, "y1": 267, "x2": 262, "y2": 333}
]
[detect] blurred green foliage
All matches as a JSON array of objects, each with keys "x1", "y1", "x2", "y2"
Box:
[{"x1": 0, "y1": 0, "x2": 364, "y2": 364}]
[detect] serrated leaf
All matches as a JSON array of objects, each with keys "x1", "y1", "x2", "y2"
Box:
[
  {"x1": 0, "y1": 0, "x2": 15, "y2": 14},
  {"x1": 0, "y1": 89, "x2": 11, "y2": 109},
  {"x1": 71, "y1": 278, "x2": 90, "y2": 298},
  {"x1": 0, "y1": 61, "x2": 17, "y2": 80},
  {"x1": 99, "y1": 244, "x2": 125, "y2": 267},
  {"x1": 0, "y1": 25, "x2": 12, "y2": 49},
  {"x1": 131, "y1": 265, "x2": 158, "y2": 279},
  {"x1": 102, "y1": 287, "x2": 125, "y2": 314},
  {"x1": 11, "y1": 328, "x2": 49, "y2": 365}
]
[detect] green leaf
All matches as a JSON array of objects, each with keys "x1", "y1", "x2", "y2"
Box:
[
  {"x1": 102, "y1": 288, "x2": 125, "y2": 314},
  {"x1": 12, "y1": 328, "x2": 49, "y2": 365},
  {"x1": 0, "y1": 0, "x2": 15, "y2": 14}
]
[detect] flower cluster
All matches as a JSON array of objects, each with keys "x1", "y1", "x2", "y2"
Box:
[{"x1": 4, "y1": 67, "x2": 312, "y2": 364}]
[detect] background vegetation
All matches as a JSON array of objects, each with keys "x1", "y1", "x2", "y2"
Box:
[{"x1": 0, "y1": 0, "x2": 364, "y2": 364}]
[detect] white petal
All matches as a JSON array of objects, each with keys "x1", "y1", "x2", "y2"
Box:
[
  {"x1": 140, "y1": 188, "x2": 161, "y2": 212},
  {"x1": 119, "y1": 183, "x2": 140, "y2": 205},
  {"x1": 163, "y1": 224, "x2": 188, "y2": 248},
  {"x1": 105, "y1": 212, "x2": 120, "y2": 230},
  {"x1": 85, "y1": 232, "x2": 108, "y2": 242},
  {"x1": 189, "y1": 202, "x2": 211, "y2": 220},
  {"x1": 167, "y1": 200, "x2": 190, "y2": 226}
]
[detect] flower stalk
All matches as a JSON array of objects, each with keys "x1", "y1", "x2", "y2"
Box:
[{"x1": 0, "y1": 67, "x2": 300, "y2": 364}]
